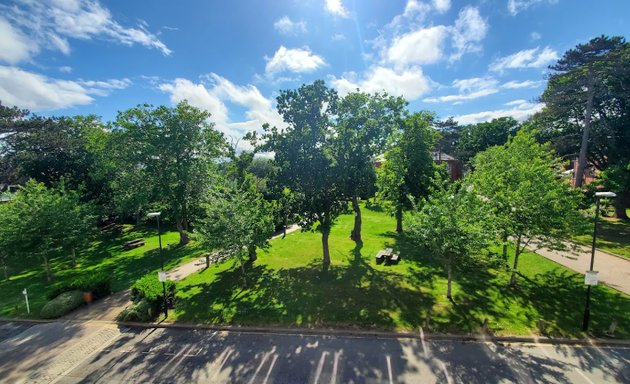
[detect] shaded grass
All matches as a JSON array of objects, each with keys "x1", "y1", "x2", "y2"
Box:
[
  {"x1": 173, "y1": 204, "x2": 630, "y2": 338},
  {"x1": 574, "y1": 217, "x2": 630, "y2": 259},
  {"x1": 0, "y1": 225, "x2": 205, "y2": 318}
]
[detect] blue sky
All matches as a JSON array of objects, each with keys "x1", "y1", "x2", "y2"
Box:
[{"x1": 0, "y1": 0, "x2": 628, "y2": 142}]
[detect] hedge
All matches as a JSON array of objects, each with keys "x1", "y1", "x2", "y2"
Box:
[
  {"x1": 40, "y1": 290, "x2": 85, "y2": 319},
  {"x1": 47, "y1": 272, "x2": 112, "y2": 300},
  {"x1": 129, "y1": 274, "x2": 176, "y2": 321},
  {"x1": 117, "y1": 299, "x2": 154, "y2": 322}
]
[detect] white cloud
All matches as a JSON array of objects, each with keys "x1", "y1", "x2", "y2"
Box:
[
  {"x1": 159, "y1": 75, "x2": 284, "y2": 142},
  {"x1": 452, "y1": 99, "x2": 544, "y2": 124},
  {"x1": 0, "y1": 0, "x2": 170, "y2": 63},
  {"x1": 0, "y1": 17, "x2": 37, "y2": 64},
  {"x1": 432, "y1": 0, "x2": 451, "y2": 13},
  {"x1": 490, "y1": 46, "x2": 558, "y2": 72},
  {"x1": 265, "y1": 46, "x2": 326, "y2": 75},
  {"x1": 273, "y1": 16, "x2": 306, "y2": 34},
  {"x1": 502, "y1": 79, "x2": 544, "y2": 89},
  {"x1": 330, "y1": 65, "x2": 433, "y2": 100},
  {"x1": 386, "y1": 25, "x2": 448, "y2": 67},
  {"x1": 332, "y1": 33, "x2": 346, "y2": 41},
  {"x1": 325, "y1": 0, "x2": 350, "y2": 18},
  {"x1": 0, "y1": 65, "x2": 129, "y2": 111},
  {"x1": 508, "y1": 0, "x2": 558, "y2": 16},
  {"x1": 424, "y1": 77, "x2": 498, "y2": 103},
  {"x1": 450, "y1": 6, "x2": 488, "y2": 61},
  {"x1": 59, "y1": 66, "x2": 73, "y2": 73},
  {"x1": 530, "y1": 31, "x2": 541, "y2": 41}
]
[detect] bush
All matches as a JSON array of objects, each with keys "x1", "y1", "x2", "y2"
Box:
[
  {"x1": 129, "y1": 274, "x2": 176, "y2": 320},
  {"x1": 40, "y1": 290, "x2": 85, "y2": 319},
  {"x1": 116, "y1": 299, "x2": 154, "y2": 322},
  {"x1": 47, "y1": 272, "x2": 112, "y2": 300}
]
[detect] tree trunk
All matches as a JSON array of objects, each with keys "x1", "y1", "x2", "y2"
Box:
[
  {"x1": 43, "y1": 255, "x2": 52, "y2": 283},
  {"x1": 71, "y1": 247, "x2": 77, "y2": 268},
  {"x1": 446, "y1": 260, "x2": 453, "y2": 300},
  {"x1": 176, "y1": 219, "x2": 189, "y2": 245},
  {"x1": 205, "y1": 253, "x2": 210, "y2": 269},
  {"x1": 613, "y1": 190, "x2": 629, "y2": 221},
  {"x1": 575, "y1": 72, "x2": 595, "y2": 188},
  {"x1": 282, "y1": 217, "x2": 287, "y2": 238},
  {"x1": 509, "y1": 237, "x2": 522, "y2": 286},
  {"x1": 248, "y1": 245, "x2": 257, "y2": 262},
  {"x1": 238, "y1": 256, "x2": 247, "y2": 286},
  {"x1": 395, "y1": 206, "x2": 403, "y2": 233},
  {"x1": 502, "y1": 232, "x2": 508, "y2": 259},
  {"x1": 1, "y1": 258, "x2": 8, "y2": 281},
  {"x1": 350, "y1": 195, "x2": 362, "y2": 242},
  {"x1": 321, "y1": 222, "x2": 331, "y2": 269}
]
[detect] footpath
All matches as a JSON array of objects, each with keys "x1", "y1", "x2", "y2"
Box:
[{"x1": 532, "y1": 243, "x2": 630, "y2": 296}]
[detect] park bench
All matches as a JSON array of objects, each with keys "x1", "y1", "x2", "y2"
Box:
[
  {"x1": 123, "y1": 238, "x2": 145, "y2": 250},
  {"x1": 375, "y1": 248, "x2": 401, "y2": 265}
]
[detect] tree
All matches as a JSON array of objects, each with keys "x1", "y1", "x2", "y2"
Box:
[
  {"x1": 377, "y1": 112, "x2": 437, "y2": 233},
  {"x1": 469, "y1": 130, "x2": 583, "y2": 286},
  {"x1": 114, "y1": 102, "x2": 227, "y2": 244},
  {"x1": 406, "y1": 181, "x2": 489, "y2": 299},
  {"x1": 194, "y1": 177, "x2": 274, "y2": 280},
  {"x1": 456, "y1": 117, "x2": 519, "y2": 164},
  {"x1": 0, "y1": 180, "x2": 96, "y2": 282},
  {"x1": 334, "y1": 92, "x2": 407, "y2": 242},
  {"x1": 542, "y1": 36, "x2": 628, "y2": 188},
  {"x1": 255, "y1": 80, "x2": 345, "y2": 268}
]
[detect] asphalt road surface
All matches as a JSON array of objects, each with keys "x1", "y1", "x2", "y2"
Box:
[{"x1": 0, "y1": 321, "x2": 628, "y2": 383}]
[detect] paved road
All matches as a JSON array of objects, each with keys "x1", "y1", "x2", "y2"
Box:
[
  {"x1": 533, "y1": 243, "x2": 630, "y2": 295},
  {"x1": 0, "y1": 321, "x2": 628, "y2": 383}
]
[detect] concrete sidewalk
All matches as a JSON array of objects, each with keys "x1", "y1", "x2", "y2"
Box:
[{"x1": 533, "y1": 243, "x2": 630, "y2": 296}]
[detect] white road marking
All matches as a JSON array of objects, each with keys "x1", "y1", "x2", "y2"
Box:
[
  {"x1": 440, "y1": 361, "x2": 453, "y2": 384},
  {"x1": 248, "y1": 351, "x2": 272, "y2": 384},
  {"x1": 262, "y1": 354, "x2": 278, "y2": 384},
  {"x1": 575, "y1": 367, "x2": 596, "y2": 384},
  {"x1": 314, "y1": 351, "x2": 329, "y2": 384},
  {"x1": 386, "y1": 355, "x2": 393, "y2": 384},
  {"x1": 331, "y1": 350, "x2": 342, "y2": 384},
  {"x1": 210, "y1": 347, "x2": 234, "y2": 382},
  {"x1": 419, "y1": 326, "x2": 429, "y2": 358}
]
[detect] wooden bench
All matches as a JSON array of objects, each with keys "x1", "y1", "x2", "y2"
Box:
[
  {"x1": 123, "y1": 238, "x2": 145, "y2": 250},
  {"x1": 376, "y1": 248, "x2": 398, "y2": 264}
]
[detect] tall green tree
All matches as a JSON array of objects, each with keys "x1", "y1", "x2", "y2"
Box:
[
  {"x1": 195, "y1": 177, "x2": 274, "y2": 280},
  {"x1": 334, "y1": 92, "x2": 407, "y2": 242},
  {"x1": 256, "y1": 80, "x2": 345, "y2": 268},
  {"x1": 377, "y1": 112, "x2": 437, "y2": 233},
  {"x1": 0, "y1": 180, "x2": 96, "y2": 282},
  {"x1": 114, "y1": 102, "x2": 227, "y2": 244},
  {"x1": 469, "y1": 130, "x2": 583, "y2": 286},
  {"x1": 456, "y1": 117, "x2": 519, "y2": 164},
  {"x1": 541, "y1": 35, "x2": 628, "y2": 189},
  {"x1": 406, "y1": 181, "x2": 489, "y2": 299}
]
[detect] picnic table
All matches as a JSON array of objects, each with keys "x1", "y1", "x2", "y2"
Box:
[
  {"x1": 375, "y1": 248, "x2": 400, "y2": 265},
  {"x1": 123, "y1": 238, "x2": 145, "y2": 250}
]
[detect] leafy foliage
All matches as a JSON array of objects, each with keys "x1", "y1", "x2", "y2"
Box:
[
  {"x1": 40, "y1": 290, "x2": 85, "y2": 319},
  {"x1": 130, "y1": 273, "x2": 176, "y2": 313},
  {"x1": 406, "y1": 181, "x2": 490, "y2": 298},
  {"x1": 469, "y1": 130, "x2": 584, "y2": 285},
  {"x1": 47, "y1": 272, "x2": 112, "y2": 300},
  {"x1": 456, "y1": 117, "x2": 519, "y2": 164}
]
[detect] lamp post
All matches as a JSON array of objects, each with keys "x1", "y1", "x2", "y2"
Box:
[
  {"x1": 582, "y1": 191, "x2": 616, "y2": 332},
  {"x1": 147, "y1": 212, "x2": 167, "y2": 318}
]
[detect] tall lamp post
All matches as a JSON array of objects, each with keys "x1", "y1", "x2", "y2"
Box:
[
  {"x1": 582, "y1": 191, "x2": 616, "y2": 332},
  {"x1": 147, "y1": 212, "x2": 167, "y2": 318}
]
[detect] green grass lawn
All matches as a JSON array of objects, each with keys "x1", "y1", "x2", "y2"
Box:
[
  {"x1": 0, "y1": 225, "x2": 204, "y2": 319},
  {"x1": 574, "y1": 216, "x2": 630, "y2": 259},
  {"x1": 172, "y1": 204, "x2": 630, "y2": 338}
]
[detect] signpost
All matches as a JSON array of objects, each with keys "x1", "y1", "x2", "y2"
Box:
[
  {"x1": 22, "y1": 288, "x2": 30, "y2": 314},
  {"x1": 584, "y1": 271, "x2": 598, "y2": 286}
]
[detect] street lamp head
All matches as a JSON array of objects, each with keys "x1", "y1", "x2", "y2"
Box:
[
  {"x1": 595, "y1": 192, "x2": 616, "y2": 198},
  {"x1": 147, "y1": 212, "x2": 161, "y2": 218}
]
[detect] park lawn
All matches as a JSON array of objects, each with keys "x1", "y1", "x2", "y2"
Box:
[
  {"x1": 574, "y1": 216, "x2": 630, "y2": 259},
  {"x1": 172, "y1": 203, "x2": 630, "y2": 338},
  {"x1": 0, "y1": 225, "x2": 205, "y2": 319}
]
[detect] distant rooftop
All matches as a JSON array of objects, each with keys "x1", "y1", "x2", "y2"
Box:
[{"x1": 431, "y1": 151, "x2": 457, "y2": 161}]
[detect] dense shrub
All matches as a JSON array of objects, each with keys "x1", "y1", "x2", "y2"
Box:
[
  {"x1": 40, "y1": 290, "x2": 85, "y2": 319},
  {"x1": 47, "y1": 272, "x2": 112, "y2": 300},
  {"x1": 129, "y1": 274, "x2": 176, "y2": 320},
  {"x1": 116, "y1": 299, "x2": 154, "y2": 322}
]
